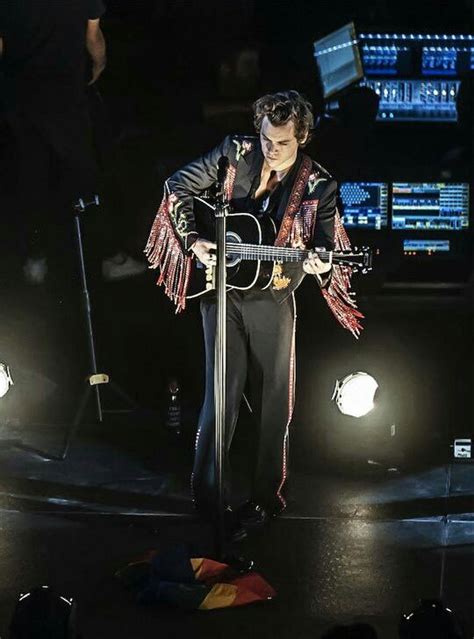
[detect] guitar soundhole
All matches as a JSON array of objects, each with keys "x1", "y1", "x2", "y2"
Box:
[{"x1": 225, "y1": 231, "x2": 242, "y2": 268}]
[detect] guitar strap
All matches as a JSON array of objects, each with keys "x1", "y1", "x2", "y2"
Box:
[{"x1": 274, "y1": 154, "x2": 313, "y2": 247}]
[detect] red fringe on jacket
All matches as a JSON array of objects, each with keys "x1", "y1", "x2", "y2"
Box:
[
  {"x1": 321, "y1": 210, "x2": 365, "y2": 338},
  {"x1": 144, "y1": 193, "x2": 192, "y2": 313}
]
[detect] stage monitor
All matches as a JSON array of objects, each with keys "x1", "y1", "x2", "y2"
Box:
[
  {"x1": 392, "y1": 183, "x2": 469, "y2": 231},
  {"x1": 363, "y1": 79, "x2": 460, "y2": 122},
  {"x1": 359, "y1": 33, "x2": 474, "y2": 78},
  {"x1": 313, "y1": 22, "x2": 364, "y2": 99},
  {"x1": 422, "y1": 44, "x2": 474, "y2": 77},
  {"x1": 340, "y1": 182, "x2": 388, "y2": 230},
  {"x1": 403, "y1": 239, "x2": 451, "y2": 255},
  {"x1": 361, "y1": 42, "x2": 413, "y2": 77}
]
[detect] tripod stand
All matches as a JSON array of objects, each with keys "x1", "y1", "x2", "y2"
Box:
[{"x1": 57, "y1": 195, "x2": 138, "y2": 460}]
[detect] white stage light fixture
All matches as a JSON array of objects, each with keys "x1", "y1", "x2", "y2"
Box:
[
  {"x1": 10, "y1": 586, "x2": 77, "y2": 639},
  {"x1": 332, "y1": 371, "x2": 378, "y2": 418},
  {"x1": 0, "y1": 363, "x2": 13, "y2": 399}
]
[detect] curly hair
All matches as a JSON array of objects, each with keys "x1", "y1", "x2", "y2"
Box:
[{"x1": 253, "y1": 90, "x2": 314, "y2": 146}]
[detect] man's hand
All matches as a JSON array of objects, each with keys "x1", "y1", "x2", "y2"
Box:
[
  {"x1": 191, "y1": 238, "x2": 217, "y2": 267},
  {"x1": 303, "y1": 249, "x2": 332, "y2": 275}
]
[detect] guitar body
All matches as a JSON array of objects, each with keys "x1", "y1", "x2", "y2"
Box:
[{"x1": 187, "y1": 204, "x2": 276, "y2": 298}]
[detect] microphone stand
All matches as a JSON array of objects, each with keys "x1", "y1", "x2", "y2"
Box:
[
  {"x1": 213, "y1": 161, "x2": 254, "y2": 572},
  {"x1": 214, "y1": 158, "x2": 229, "y2": 560}
]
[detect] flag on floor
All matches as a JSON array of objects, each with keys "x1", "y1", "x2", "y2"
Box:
[{"x1": 116, "y1": 545, "x2": 276, "y2": 610}]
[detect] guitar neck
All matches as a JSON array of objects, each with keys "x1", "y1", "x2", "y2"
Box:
[{"x1": 227, "y1": 243, "x2": 329, "y2": 263}]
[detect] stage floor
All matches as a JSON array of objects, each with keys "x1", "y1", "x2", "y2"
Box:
[{"x1": 0, "y1": 419, "x2": 471, "y2": 639}]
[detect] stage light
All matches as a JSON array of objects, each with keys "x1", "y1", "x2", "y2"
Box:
[
  {"x1": 399, "y1": 599, "x2": 463, "y2": 639},
  {"x1": 0, "y1": 363, "x2": 13, "y2": 398},
  {"x1": 332, "y1": 372, "x2": 378, "y2": 418},
  {"x1": 10, "y1": 586, "x2": 77, "y2": 639}
]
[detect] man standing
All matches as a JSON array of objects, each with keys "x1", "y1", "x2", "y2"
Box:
[
  {"x1": 146, "y1": 91, "x2": 363, "y2": 536},
  {"x1": 0, "y1": 0, "x2": 106, "y2": 282}
]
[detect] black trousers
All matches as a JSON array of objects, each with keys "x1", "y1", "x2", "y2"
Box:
[{"x1": 191, "y1": 288, "x2": 296, "y2": 517}]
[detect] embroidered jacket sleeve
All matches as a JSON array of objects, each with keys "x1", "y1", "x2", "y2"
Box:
[
  {"x1": 145, "y1": 135, "x2": 244, "y2": 312},
  {"x1": 165, "y1": 135, "x2": 234, "y2": 250},
  {"x1": 314, "y1": 178, "x2": 364, "y2": 337}
]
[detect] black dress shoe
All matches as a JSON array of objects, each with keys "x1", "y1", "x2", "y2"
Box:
[
  {"x1": 194, "y1": 504, "x2": 247, "y2": 543},
  {"x1": 223, "y1": 507, "x2": 248, "y2": 543},
  {"x1": 235, "y1": 501, "x2": 282, "y2": 528},
  {"x1": 222, "y1": 554, "x2": 255, "y2": 573}
]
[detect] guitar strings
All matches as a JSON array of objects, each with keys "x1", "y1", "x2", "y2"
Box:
[
  {"x1": 223, "y1": 244, "x2": 363, "y2": 267},
  {"x1": 226, "y1": 243, "x2": 331, "y2": 262},
  {"x1": 227, "y1": 243, "x2": 322, "y2": 258}
]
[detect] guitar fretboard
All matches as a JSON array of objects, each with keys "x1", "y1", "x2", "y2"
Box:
[{"x1": 226, "y1": 243, "x2": 329, "y2": 263}]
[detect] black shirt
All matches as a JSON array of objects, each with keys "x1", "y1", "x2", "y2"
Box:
[
  {"x1": 0, "y1": 0, "x2": 105, "y2": 110},
  {"x1": 247, "y1": 152, "x2": 302, "y2": 230}
]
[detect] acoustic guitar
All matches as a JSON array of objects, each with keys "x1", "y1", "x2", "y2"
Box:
[{"x1": 187, "y1": 197, "x2": 372, "y2": 298}]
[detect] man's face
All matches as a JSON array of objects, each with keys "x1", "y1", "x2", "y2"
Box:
[{"x1": 259, "y1": 116, "x2": 306, "y2": 171}]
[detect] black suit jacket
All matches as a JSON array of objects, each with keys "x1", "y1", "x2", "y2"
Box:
[{"x1": 164, "y1": 134, "x2": 337, "y2": 300}]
